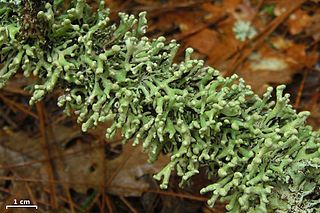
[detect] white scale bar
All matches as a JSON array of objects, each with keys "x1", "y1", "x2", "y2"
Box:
[{"x1": 6, "y1": 205, "x2": 38, "y2": 209}]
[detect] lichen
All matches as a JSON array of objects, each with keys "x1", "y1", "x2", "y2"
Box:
[
  {"x1": 233, "y1": 20, "x2": 257, "y2": 42},
  {"x1": 0, "y1": 1, "x2": 319, "y2": 212}
]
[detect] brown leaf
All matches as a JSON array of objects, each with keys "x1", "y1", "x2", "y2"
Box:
[
  {"x1": 0, "y1": 129, "x2": 50, "y2": 203},
  {"x1": 185, "y1": 29, "x2": 219, "y2": 56},
  {"x1": 237, "y1": 41, "x2": 311, "y2": 95},
  {"x1": 306, "y1": 12, "x2": 320, "y2": 42},
  {"x1": 184, "y1": 16, "x2": 241, "y2": 71},
  {"x1": 58, "y1": 137, "x2": 105, "y2": 193},
  {"x1": 201, "y1": 3, "x2": 225, "y2": 23},
  {"x1": 287, "y1": 9, "x2": 312, "y2": 35},
  {"x1": 106, "y1": 143, "x2": 169, "y2": 196},
  {"x1": 223, "y1": 0, "x2": 242, "y2": 13},
  {"x1": 153, "y1": 11, "x2": 205, "y2": 34},
  {"x1": 232, "y1": 0, "x2": 257, "y2": 21}
]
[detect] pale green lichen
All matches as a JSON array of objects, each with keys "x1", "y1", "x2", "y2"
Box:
[
  {"x1": 233, "y1": 20, "x2": 257, "y2": 42},
  {"x1": 0, "y1": 1, "x2": 319, "y2": 212}
]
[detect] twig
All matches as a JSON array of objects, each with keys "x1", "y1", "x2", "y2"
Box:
[
  {"x1": 106, "y1": 143, "x2": 137, "y2": 187},
  {"x1": 43, "y1": 187, "x2": 83, "y2": 211},
  {"x1": 0, "y1": 108, "x2": 18, "y2": 128},
  {"x1": 46, "y1": 122, "x2": 76, "y2": 213},
  {"x1": 109, "y1": 184, "x2": 208, "y2": 202},
  {"x1": 294, "y1": 70, "x2": 307, "y2": 109},
  {"x1": 0, "y1": 136, "x2": 122, "y2": 170},
  {"x1": 0, "y1": 175, "x2": 99, "y2": 187},
  {"x1": 82, "y1": 190, "x2": 100, "y2": 212},
  {"x1": 105, "y1": 195, "x2": 114, "y2": 213},
  {"x1": 134, "y1": 0, "x2": 211, "y2": 15},
  {"x1": 119, "y1": 196, "x2": 138, "y2": 213},
  {"x1": 101, "y1": 140, "x2": 106, "y2": 213},
  {"x1": 167, "y1": 14, "x2": 228, "y2": 42},
  {"x1": 225, "y1": 0, "x2": 307, "y2": 76},
  {"x1": 24, "y1": 181, "x2": 37, "y2": 206},
  {"x1": 2, "y1": 86, "x2": 31, "y2": 96},
  {"x1": 36, "y1": 102, "x2": 58, "y2": 209},
  {"x1": 0, "y1": 93, "x2": 38, "y2": 119},
  {"x1": 0, "y1": 186, "x2": 52, "y2": 210}
]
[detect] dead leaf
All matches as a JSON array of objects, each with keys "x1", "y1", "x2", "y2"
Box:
[
  {"x1": 58, "y1": 137, "x2": 105, "y2": 193},
  {"x1": 201, "y1": 3, "x2": 225, "y2": 23},
  {"x1": 106, "y1": 143, "x2": 169, "y2": 197},
  {"x1": 232, "y1": 0, "x2": 257, "y2": 21},
  {"x1": 306, "y1": 12, "x2": 320, "y2": 42},
  {"x1": 1, "y1": 119, "x2": 170, "y2": 200},
  {"x1": 184, "y1": 16, "x2": 241, "y2": 71},
  {"x1": 153, "y1": 11, "x2": 205, "y2": 34},
  {"x1": 287, "y1": 9, "x2": 312, "y2": 35},
  {"x1": 274, "y1": 1, "x2": 290, "y2": 17},
  {"x1": 185, "y1": 29, "x2": 219, "y2": 55},
  {"x1": 238, "y1": 40, "x2": 310, "y2": 94}
]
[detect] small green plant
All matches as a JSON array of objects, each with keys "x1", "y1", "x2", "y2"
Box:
[{"x1": 0, "y1": 0, "x2": 319, "y2": 212}]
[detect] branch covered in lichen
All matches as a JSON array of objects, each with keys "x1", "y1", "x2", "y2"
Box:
[{"x1": 0, "y1": 1, "x2": 319, "y2": 212}]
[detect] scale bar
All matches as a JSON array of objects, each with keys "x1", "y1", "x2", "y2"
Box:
[{"x1": 6, "y1": 205, "x2": 38, "y2": 209}]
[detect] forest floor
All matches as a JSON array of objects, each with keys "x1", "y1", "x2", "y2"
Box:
[{"x1": 0, "y1": 0, "x2": 319, "y2": 212}]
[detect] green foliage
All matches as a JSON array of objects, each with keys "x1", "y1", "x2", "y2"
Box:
[
  {"x1": 0, "y1": 0, "x2": 320, "y2": 212},
  {"x1": 261, "y1": 4, "x2": 276, "y2": 16}
]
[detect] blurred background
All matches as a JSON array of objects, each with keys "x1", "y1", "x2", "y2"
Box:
[{"x1": 0, "y1": 0, "x2": 319, "y2": 212}]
